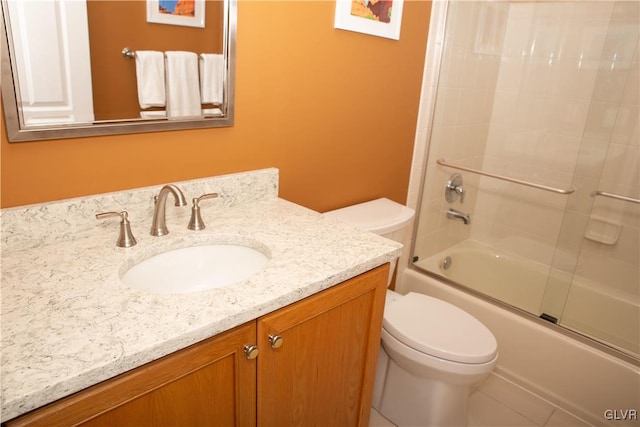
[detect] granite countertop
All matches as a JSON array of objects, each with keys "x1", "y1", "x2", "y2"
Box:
[{"x1": 0, "y1": 169, "x2": 402, "y2": 422}]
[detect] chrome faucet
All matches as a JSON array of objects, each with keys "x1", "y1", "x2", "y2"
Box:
[
  {"x1": 447, "y1": 208, "x2": 471, "y2": 225},
  {"x1": 150, "y1": 184, "x2": 187, "y2": 236}
]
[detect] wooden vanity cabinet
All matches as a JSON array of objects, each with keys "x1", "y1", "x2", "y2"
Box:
[
  {"x1": 5, "y1": 264, "x2": 388, "y2": 427},
  {"x1": 257, "y1": 265, "x2": 387, "y2": 427},
  {"x1": 5, "y1": 322, "x2": 258, "y2": 427}
]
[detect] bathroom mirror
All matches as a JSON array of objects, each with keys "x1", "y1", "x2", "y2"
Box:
[{"x1": 1, "y1": 0, "x2": 236, "y2": 142}]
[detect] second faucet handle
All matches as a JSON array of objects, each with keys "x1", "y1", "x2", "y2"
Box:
[
  {"x1": 96, "y1": 211, "x2": 137, "y2": 248},
  {"x1": 188, "y1": 193, "x2": 219, "y2": 231}
]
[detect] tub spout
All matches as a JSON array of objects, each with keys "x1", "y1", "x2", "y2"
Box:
[{"x1": 447, "y1": 208, "x2": 471, "y2": 225}]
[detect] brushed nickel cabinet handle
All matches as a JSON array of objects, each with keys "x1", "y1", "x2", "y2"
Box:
[
  {"x1": 243, "y1": 344, "x2": 259, "y2": 360},
  {"x1": 268, "y1": 335, "x2": 283, "y2": 349}
]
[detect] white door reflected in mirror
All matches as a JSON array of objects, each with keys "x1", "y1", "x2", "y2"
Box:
[{"x1": 7, "y1": 0, "x2": 95, "y2": 126}]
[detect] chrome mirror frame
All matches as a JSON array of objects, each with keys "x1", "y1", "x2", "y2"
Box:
[{"x1": 0, "y1": 0, "x2": 236, "y2": 142}]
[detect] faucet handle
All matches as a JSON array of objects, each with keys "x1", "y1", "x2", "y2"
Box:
[
  {"x1": 96, "y1": 211, "x2": 137, "y2": 248},
  {"x1": 188, "y1": 193, "x2": 219, "y2": 231},
  {"x1": 456, "y1": 186, "x2": 465, "y2": 203},
  {"x1": 445, "y1": 173, "x2": 465, "y2": 204}
]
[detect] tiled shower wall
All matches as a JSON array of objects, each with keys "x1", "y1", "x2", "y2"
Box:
[
  {"x1": 411, "y1": 0, "x2": 639, "y2": 355},
  {"x1": 470, "y1": 1, "x2": 611, "y2": 265},
  {"x1": 568, "y1": 1, "x2": 639, "y2": 296},
  {"x1": 413, "y1": 1, "x2": 501, "y2": 259},
  {"x1": 414, "y1": 0, "x2": 638, "y2": 273},
  {"x1": 552, "y1": 1, "x2": 639, "y2": 354}
]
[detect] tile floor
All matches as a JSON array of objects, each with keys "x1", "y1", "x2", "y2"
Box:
[{"x1": 369, "y1": 372, "x2": 592, "y2": 427}]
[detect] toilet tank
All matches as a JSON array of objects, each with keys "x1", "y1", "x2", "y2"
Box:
[
  {"x1": 323, "y1": 198, "x2": 415, "y2": 242},
  {"x1": 323, "y1": 198, "x2": 415, "y2": 285}
]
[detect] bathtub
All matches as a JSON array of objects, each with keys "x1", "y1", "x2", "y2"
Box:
[
  {"x1": 414, "y1": 240, "x2": 549, "y2": 315},
  {"x1": 400, "y1": 254, "x2": 640, "y2": 426},
  {"x1": 562, "y1": 276, "x2": 639, "y2": 357},
  {"x1": 414, "y1": 239, "x2": 639, "y2": 356}
]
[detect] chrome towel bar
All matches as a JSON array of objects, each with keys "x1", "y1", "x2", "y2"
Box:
[
  {"x1": 436, "y1": 158, "x2": 575, "y2": 195},
  {"x1": 122, "y1": 47, "x2": 136, "y2": 60},
  {"x1": 590, "y1": 190, "x2": 640, "y2": 205}
]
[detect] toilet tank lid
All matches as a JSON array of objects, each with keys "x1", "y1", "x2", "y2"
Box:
[{"x1": 323, "y1": 198, "x2": 415, "y2": 235}]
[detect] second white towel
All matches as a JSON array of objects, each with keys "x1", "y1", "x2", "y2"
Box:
[
  {"x1": 135, "y1": 50, "x2": 165, "y2": 109},
  {"x1": 165, "y1": 51, "x2": 201, "y2": 118},
  {"x1": 199, "y1": 53, "x2": 224, "y2": 104}
]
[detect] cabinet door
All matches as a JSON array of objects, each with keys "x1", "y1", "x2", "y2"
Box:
[
  {"x1": 7, "y1": 322, "x2": 257, "y2": 427},
  {"x1": 257, "y1": 264, "x2": 388, "y2": 427}
]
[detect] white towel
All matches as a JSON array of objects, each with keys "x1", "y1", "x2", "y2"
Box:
[
  {"x1": 164, "y1": 51, "x2": 201, "y2": 118},
  {"x1": 135, "y1": 51, "x2": 165, "y2": 109},
  {"x1": 140, "y1": 110, "x2": 167, "y2": 119},
  {"x1": 199, "y1": 53, "x2": 224, "y2": 104}
]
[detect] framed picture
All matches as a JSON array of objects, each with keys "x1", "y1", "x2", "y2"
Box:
[
  {"x1": 147, "y1": 0, "x2": 205, "y2": 28},
  {"x1": 334, "y1": 0, "x2": 404, "y2": 40}
]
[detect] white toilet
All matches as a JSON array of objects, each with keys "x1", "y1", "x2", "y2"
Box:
[{"x1": 324, "y1": 198, "x2": 498, "y2": 427}]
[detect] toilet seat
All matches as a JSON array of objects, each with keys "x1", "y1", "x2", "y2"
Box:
[{"x1": 383, "y1": 292, "x2": 497, "y2": 364}]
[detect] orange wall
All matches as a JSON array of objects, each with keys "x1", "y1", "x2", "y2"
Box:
[{"x1": 1, "y1": 1, "x2": 431, "y2": 212}]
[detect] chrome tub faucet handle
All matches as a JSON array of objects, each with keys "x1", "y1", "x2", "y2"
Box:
[{"x1": 445, "y1": 173, "x2": 465, "y2": 203}]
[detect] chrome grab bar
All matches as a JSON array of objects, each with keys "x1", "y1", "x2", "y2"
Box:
[
  {"x1": 590, "y1": 190, "x2": 640, "y2": 205},
  {"x1": 436, "y1": 159, "x2": 575, "y2": 195}
]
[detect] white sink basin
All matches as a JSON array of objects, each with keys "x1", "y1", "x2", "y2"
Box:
[{"x1": 121, "y1": 244, "x2": 269, "y2": 294}]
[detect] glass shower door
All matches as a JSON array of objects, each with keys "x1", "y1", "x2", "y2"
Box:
[
  {"x1": 412, "y1": 0, "x2": 640, "y2": 360},
  {"x1": 545, "y1": 1, "x2": 640, "y2": 358}
]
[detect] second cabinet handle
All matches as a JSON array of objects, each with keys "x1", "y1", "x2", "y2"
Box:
[
  {"x1": 243, "y1": 344, "x2": 259, "y2": 360},
  {"x1": 268, "y1": 335, "x2": 283, "y2": 349}
]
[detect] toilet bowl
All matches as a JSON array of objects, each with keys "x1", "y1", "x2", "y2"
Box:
[
  {"x1": 375, "y1": 290, "x2": 498, "y2": 426},
  {"x1": 324, "y1": 198, "x2": 498, "y2": 426}
]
